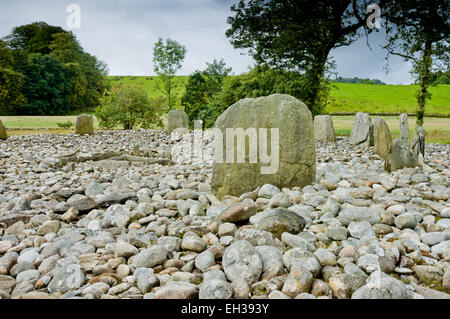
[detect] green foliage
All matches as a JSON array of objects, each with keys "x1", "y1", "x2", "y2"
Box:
[
  {"x1": 326, "y1": 83, "x2": 450, "y2": 115},
  {"x1": 431, "y1": 70, "x2": 450, "y2": 85},
  {"x1": 196, "y1": 65, "x2": 318, "y2": 128},
  {"x1": 96, "y1": 83, "x2": 162, "y2": 130},
  {"x1": 18, "y1": 54, "x2": 72, "y2": 115},
  {"x1": 0, "y1": 40, "x2": 26, "y2": 114},
  {"x1": 1, "y1": 22, "x2": 108, "y2": 115},
  {"x1": 153, "y1": 38, "x2": 187, "y2": 110},
  {"x1": 0, "y1": 67, "x2": 27, "y2": 115},
  {"x1": 383, "y1": 0, "x2": 449, "y2": 126},
  {"x1": 333, "y1": 77, "x2": 386, "y2": 85},
  {"x1": 182, "y1": 59, "x2": 232, "y2": 126},
  {"x1": 56, "y1": 120, "x2": 74, "y2": 129},
  {"x1": 226, "y1": 0, "x2": 376, "y2": 115}
]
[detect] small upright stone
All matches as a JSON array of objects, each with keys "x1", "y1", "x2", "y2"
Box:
[
  {"x1": 390, "y1": 139, "x2": 418, "y2": 172},
  {"x1": 411, "y1": 125, "x2": 425, "y2": 158},
  {"x1": 399, "y1": 113, "x2": 409, "y2": 142},
  {"x1": 75, "y1": 114, "x2": 94, "y2": 135},
  {"x1": 314, "y1": 115, "x2": 335, "y2": 143},
  {"x1": 167, "y1": 109, "x2": 189, "y2": 132},
  {"x1": 0, "y1": 119, "x2": 7, "y2": 140},
  {"x1": 374, "y1": 118, "x2": 393, "y2": 171},
  {"x1": 350, "y1": 112, "x2": 373, "y2": 146}
]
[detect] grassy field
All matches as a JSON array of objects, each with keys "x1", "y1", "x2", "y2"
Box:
[
  {"x1": 327, "y1": 82, "x2": 450, "y2": 115},
  {"x1": 1, "y1": 115, "x2": 448, "y2": 144},
  {"x1": 108, "y1": 75, "x2": 189, "y2": 100},
  {"x1": 1, "y1": 77, "x2": 448, "y2": 143},
  {"x1": 106, "y1": 76, "x2": 450, "y2": 116}
]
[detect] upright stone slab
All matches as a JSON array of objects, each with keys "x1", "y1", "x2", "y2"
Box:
[
  {"x1": 411, "y1": 125, "x2": 425, "y2": 158},
  {"x1": 390, "y1": 139, "x2": 418, "y2": 172},
  {"x1": 350, "y1": 112, "x2": 373, "y2": 146},
  {"x1": 167, "y1": 110, "x2": 189, "y2": 132},
  {"x1": 372, "y1": 117, "x2": 382, "y2": 151},
  {"x1": 374, "y1": 119, "x2": 393, "y2": 171},
  {"x1": 0, "y1": 120, "x2": 7, "y2": 141},
  {"x1": 389, "y1": 114, "x2": 418, "y2": 172},
  {"x1": 314, "y1": 115, "x2": 335, "y2": 143},
  {"x1": 211, "y1": 94, "x2": 316, "y2": 198},
  {"x1": 399, "y1": 113, "x2": 410, "y2": 143},
  {"x1": 374, "y1": 119, "x2": 392, "y2": 158},
  {"x1": 75, "y1": 114, "x2": 94, "y2": 135}
]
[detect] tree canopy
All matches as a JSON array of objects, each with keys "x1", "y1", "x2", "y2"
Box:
[
  {"x1": 1, "y1": 21, "x2": 108, "y2": 115},
  {"x1": 226, "y1": 0, "x2": 386, "y2": 115},
  {"x1": 383, "y1": 0, "x2": 450, "y2": 127},
  {"x1": 153, "y1": 38, "x2": 187, "y2": 110}
]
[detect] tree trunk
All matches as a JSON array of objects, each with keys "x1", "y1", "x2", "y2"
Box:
[
  {"x1": 306, "y1": 54, "x2": 328, "y2": 116},
  {"x1": 415, "y1": 40, "x2": 432, "y2": 127},
  {"x1": 168, "y1": 76, "x2": 172, "y2": 110}
]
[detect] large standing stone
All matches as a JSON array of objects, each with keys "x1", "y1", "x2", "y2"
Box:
[
  {"x1": 0, "y1": 119, "x2": 7, "y2": 140},
  {"x1": 212, "y1": 94, "x2": 316, "y2": 198},
  {"x1": 374, "y1": 118, "x2": 393, "y2": 171},
  {"x1": 75, "y1": 114, "x2": 94, "y2": 135},
  {"x1": 314, "y1": 115, "x2": 335, "y2": 143},
  {"x1": 167, "y1": 109, "x2": 189, "y2": 132},
  {"x1": 350, "y1": 112, "x2": 373, "y2": 146}
]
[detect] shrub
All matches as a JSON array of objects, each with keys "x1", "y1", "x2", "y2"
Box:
[
  {"x1": 196, "y1": 65, "x2": 319, "y2": 128},
  {"x1": 95, "y1": 83, "x2": 163, "y2": 130},
  {"x1": 56, "y1": 120, "x2": 73, "y2": 129}
]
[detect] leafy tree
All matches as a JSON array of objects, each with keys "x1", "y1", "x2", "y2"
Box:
[
  {"x1": 18, "y1": 53, "x2": 72, "y2": 115},
  {"x1": 2, "y1": 22, "x2": 108, "y2": 114},
  {"x1": 197, "y1": 65, "x2": 314, "y2": 128},
  {"x1": 0, "y1": 67, "x2": 27, "y2": 115},
  {"x1": 96, "y1": 83, "x2": 162, "y2": 130},
  {"x1": 50, "y1": 32, "x2": 108, "y2": 112},
  {"x1": 226, "y1": 0, "x2": 385, "y2": 115},
  {"x1": 383, "y1": 0, "x2": 449, "y2": 127},
  {"x1": 431, "y1": 70, "x2": 450, "y2": 85},
  {"x1": 4, "y1": 21, "x2": 66, "y2": 70},
  {"x1": 152, "y1": 38, "x2": 187, "y2": 110},
  {"x1": 0, "y1": 39, "x2": 26, "y2": 114},
  {"x1": 182, "y1": 59, "x2": 232, "y2": 126}
]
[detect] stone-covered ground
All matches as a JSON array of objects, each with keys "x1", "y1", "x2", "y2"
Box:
[{"x1": 0, "y1": 130, "x2": 449, "y2": 299}]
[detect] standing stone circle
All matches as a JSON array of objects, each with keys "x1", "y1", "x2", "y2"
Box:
[
  {"x1": 0, "y1": 119, "x2": 7, "y2": 140},
  {"x1": 167, "y1": 110, "x2": 189, "y2": 132},
  {"x1": 75, "y1": 114, "x2": 94, "y2": 135},
  {"x1": 314, "y1": 115, "x2": 335, "y2": 143},
  {"x1": 211, "y1": 94, "x2": 316, "y2": 198},
  {"x1": 350, "y1": 112, "x2": 373, "y2": 146}
]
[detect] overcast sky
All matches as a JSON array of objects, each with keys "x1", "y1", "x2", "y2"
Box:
[{"x1": 0, "y1": 0, "x2": 414, "y2": 84}]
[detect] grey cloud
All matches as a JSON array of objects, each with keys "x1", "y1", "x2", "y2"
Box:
[{"x1": 0, "y1": 0, "x2": 412, "y2": 84}]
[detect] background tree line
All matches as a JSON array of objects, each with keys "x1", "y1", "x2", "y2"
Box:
[{"x1": 0, "y1": 21, "x2": 108, "y2": 115}]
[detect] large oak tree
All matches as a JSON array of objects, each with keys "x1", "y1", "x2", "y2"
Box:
[{"x1": 226, "y1": 0, "x2": 386, "y2": 115}]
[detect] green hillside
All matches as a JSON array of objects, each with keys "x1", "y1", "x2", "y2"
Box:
[
  {"x1": 326, "y1": 82, "x2": 450, "y2": 115},
  {"x1": 107, "y1": 75, "x2": 189, "y2": 100},
  {"x1": 107, "y1": 76, "x2": 450, "y2": 116}
]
